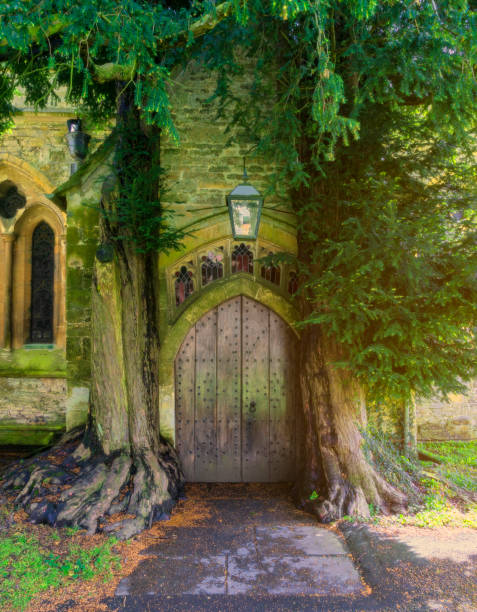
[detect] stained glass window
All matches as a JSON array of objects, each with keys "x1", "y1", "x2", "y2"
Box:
[
  {"x1": 30, "y1": 222, "x2": 55, "y2": 343},
  {"x1": 288, "y1": 271, "x2": 299, "y2": 295},
  {"x1": 260, "y1": 252, "x2": 281, "y2": 286},
  {"x1": 201, "y1": 251, "x2": 224, "y2": 286},
  {"x1": 175, "y1": 266, "x2": 194, "y2": 305},
  {"x1": 231, "y1": 243, "x2": 253, "y2": 274}
]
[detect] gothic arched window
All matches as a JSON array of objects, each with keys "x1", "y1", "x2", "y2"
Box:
[
  {"x1": 260, "y1": 252, "x2": 281, "y2": 286},
  {"x1": 201, "y1": 252, "x2": 224, "y2": 287},
  {"x1": 29, "y1": 221, "x2": 55, "y2": 343},
  {"x1": 231, "y1": 243, "x2": 253, "y2": 274},
  {"x1": 175, "y1": 266, "x2": 194, "y2": 306}
]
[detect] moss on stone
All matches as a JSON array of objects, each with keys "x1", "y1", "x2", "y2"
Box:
[
  {"x1": 0, "y1": 424, "x2": 64, "y2": 446},
  {"x1": 0, "y1": 348, "x2": 66, "y2": 377}
]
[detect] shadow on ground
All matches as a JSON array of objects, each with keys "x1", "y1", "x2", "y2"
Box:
[{"x1": 36, "y1": 483, "x2": 477, "y2": 611}]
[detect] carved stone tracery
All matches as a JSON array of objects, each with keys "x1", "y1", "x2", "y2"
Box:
[
  {"x1": 0, "y1": 184, "x2": 26, "y2": 218},
  {"x1": 167, "y1": 239, "x2": 298, "y2": 316}
]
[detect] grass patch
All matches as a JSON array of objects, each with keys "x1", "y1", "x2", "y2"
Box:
[
  {"x1": 419, "y1": 440, "x2": 477, "y2": 493},
  {"x1": 419, "y1": 440, "x2": 477, "y2": 467},
  {"x1": 0, "y1": 524, "x2": 120, "y2": 611},
  {"x1": 395, "y1": 502, "x2": 477, "y2": 528}
]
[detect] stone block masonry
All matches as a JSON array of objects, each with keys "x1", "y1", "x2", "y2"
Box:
[
  {"x1": 0, "y1": 376, "x2": 66, "y2": 445},
  {"x1": 416, "y1": 380, "x2": 477, "y2": 440},
  {"x1": 0, "y1": 111, "x2": 72, "y2": 188}
]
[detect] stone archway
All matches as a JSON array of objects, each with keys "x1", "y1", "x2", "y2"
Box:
[{"x1": 174, "y1": 295, "x2": 301, "y2": 483}]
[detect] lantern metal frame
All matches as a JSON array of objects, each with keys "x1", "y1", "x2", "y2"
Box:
[{"x1": 226, "y1": 162, "x2": 264, "y2": 240}]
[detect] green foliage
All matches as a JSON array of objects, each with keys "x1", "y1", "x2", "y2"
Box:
[
  {"x1": 0, "y1": 0, "x2": 476, "y2": 401},
  {"x1": 0, "y1": 72, "x2": 15, "y2": 133},
  {"x1": 396, "y1": 502, "x2": 477, "y2": 528},
  {"x1": 198, "y1": 2, "x2": 477, "y2": 404},
  {"x1": 0, "y1": 531, "x2": 119, "y2": 611},
  {"x1": 420, "y1": 440, "x2": 477, "y2": 468},
  {"x1": 395, "y1": 472, "x2": 477, "y2": 528},
  {"x1": 368, "y1": 502, "x2": 378, "y2": 518},
  {"x1": 299, "y1": 116, "x2": 477, "y2": 400}
]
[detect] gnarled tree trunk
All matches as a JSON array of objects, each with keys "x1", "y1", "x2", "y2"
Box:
[{"x1": 297, "y1": 322, "x2": 406, "y2": 521}]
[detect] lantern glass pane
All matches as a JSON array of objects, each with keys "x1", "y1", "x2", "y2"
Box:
[{"x1": 229, "y1": 199, "x2": 259, "y2": 239}]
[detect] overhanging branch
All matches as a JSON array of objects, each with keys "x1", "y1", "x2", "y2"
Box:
[{"x1": 0, "y1": 2, "x2": 232, "y2": 82}]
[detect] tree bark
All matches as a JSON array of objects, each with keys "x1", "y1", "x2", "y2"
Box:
[{"x1": 297, "y1": 323, "x2": 407, "y2": 521}]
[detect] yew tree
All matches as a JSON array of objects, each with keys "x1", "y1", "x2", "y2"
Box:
[{"x1": 0, "y1": 0, "x2": 476, "y2": 535}]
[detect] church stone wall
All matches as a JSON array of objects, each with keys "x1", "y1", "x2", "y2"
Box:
[
  {"x1": 416, "y1": 382, "x2": 477, "y2": 441},
  {"x1": 0, "y1": 376, "x2": 66, "y2": 445},
  {"x1": 0, "y1": 110, "x2": 72, "y2": 188},
  {"x1": 0, "y1": 107, "x2": 72, "y2": 444}
]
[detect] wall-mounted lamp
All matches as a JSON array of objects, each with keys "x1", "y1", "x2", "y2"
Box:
[
  {"x1": 226, "y1": 159, "x2": 264, "y2": 240},
  {"x1": 66, "y1": 119, "x2": 91, "y2": 175}
]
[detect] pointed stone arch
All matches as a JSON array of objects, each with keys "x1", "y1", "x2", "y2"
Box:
[
  {"x1": 11, "y1": 204, "x2": 66, "y2": 348},
  {"x1": 158, "y1": 275, "x2": 300, "y2": 443},
  {"x1": 0, "y1": 154, "x2": 55, "y2": 193},
  {"x1": 0, "y1": 156, "x2": 66, "y2": 349}
]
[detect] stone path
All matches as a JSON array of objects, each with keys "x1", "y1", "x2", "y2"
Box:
[
  {"x1": 115, "y1": 487, "x2": 364, "y2": 599},
  {"x1": 86, "y1": 485, "x2": 476, "y2": 611}
]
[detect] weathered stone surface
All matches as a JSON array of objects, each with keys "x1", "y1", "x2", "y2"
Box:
[
  {"x1": 114, "y1": 491, "x2": 363, "y2": 598},
  {"x1": 0, "y1": 376, "x2": 66, "y2": 444},
  {"x1": 0, "y1": 112, "x2": 71, "y2": 188},
  {"x1": 416, "y1": 380, "x2": 477, "y2": 441},
  {"x1": 255, "y1": 525, "x2": 348, "y2": 556}
]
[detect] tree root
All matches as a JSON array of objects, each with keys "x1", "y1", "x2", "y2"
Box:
[
  {"x1": 0, "y1": 430, "x2": 184, "y2": 539},
  {"x1": 298, "y1": 440, "x2": 407, "y2": 523},
  {"x1": 305, "y1": 461, "x2": 408, "y2": 523}
]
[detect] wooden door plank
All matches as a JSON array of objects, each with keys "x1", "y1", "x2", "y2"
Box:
[
  {"x1": 194, "y1": 307, "x2": 217, "y2": 481},
  {"x1": 175, "y1": 326, "x2": 196, "y2": 481},
  {"x1": 269, "y1": 312, "x2": 297, "y2": 481},
  {"x1": 216, "y1": 297, "x2": 242, "y2": 482},
  {"x1": 242, "y1": 296, "x2": 270, "y2": 482}
]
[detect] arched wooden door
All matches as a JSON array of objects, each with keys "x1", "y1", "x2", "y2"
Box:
[{"x1": 175, "y1": 296, "x2": 299, "y2": 482}]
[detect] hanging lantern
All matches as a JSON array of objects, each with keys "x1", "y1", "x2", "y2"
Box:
[{"x1": 226, "y1": 161, "x2": 263, "y2": 240}]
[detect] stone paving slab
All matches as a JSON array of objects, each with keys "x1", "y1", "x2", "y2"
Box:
[
  {"x1": 143, "y1": 525, "x2": 255, "y2": 557},
  {"x1": 259, "y1": 556, "x2": 361, "y2": 595},
  {"x1": 116, "y1": 555, "x2": 227, "y2": 596},
  {"x1": 114, "y1": 491, "x2": 364, "y2": 599},
  {"x1": 226, "y1": 554, "x2": 360, "y2": 595},
  {"x1": 208, "y1": 498, "x2": 316, "y2": 525},
  {"x1": 102, "y1": 487, "x2": 476, "y2": 611},
  {"x1": 115, "y1": 524, "x2": 363, "y2": 597},
  {"x1": 256, "y1": 525, "x2": 348, "y2": 556}
]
